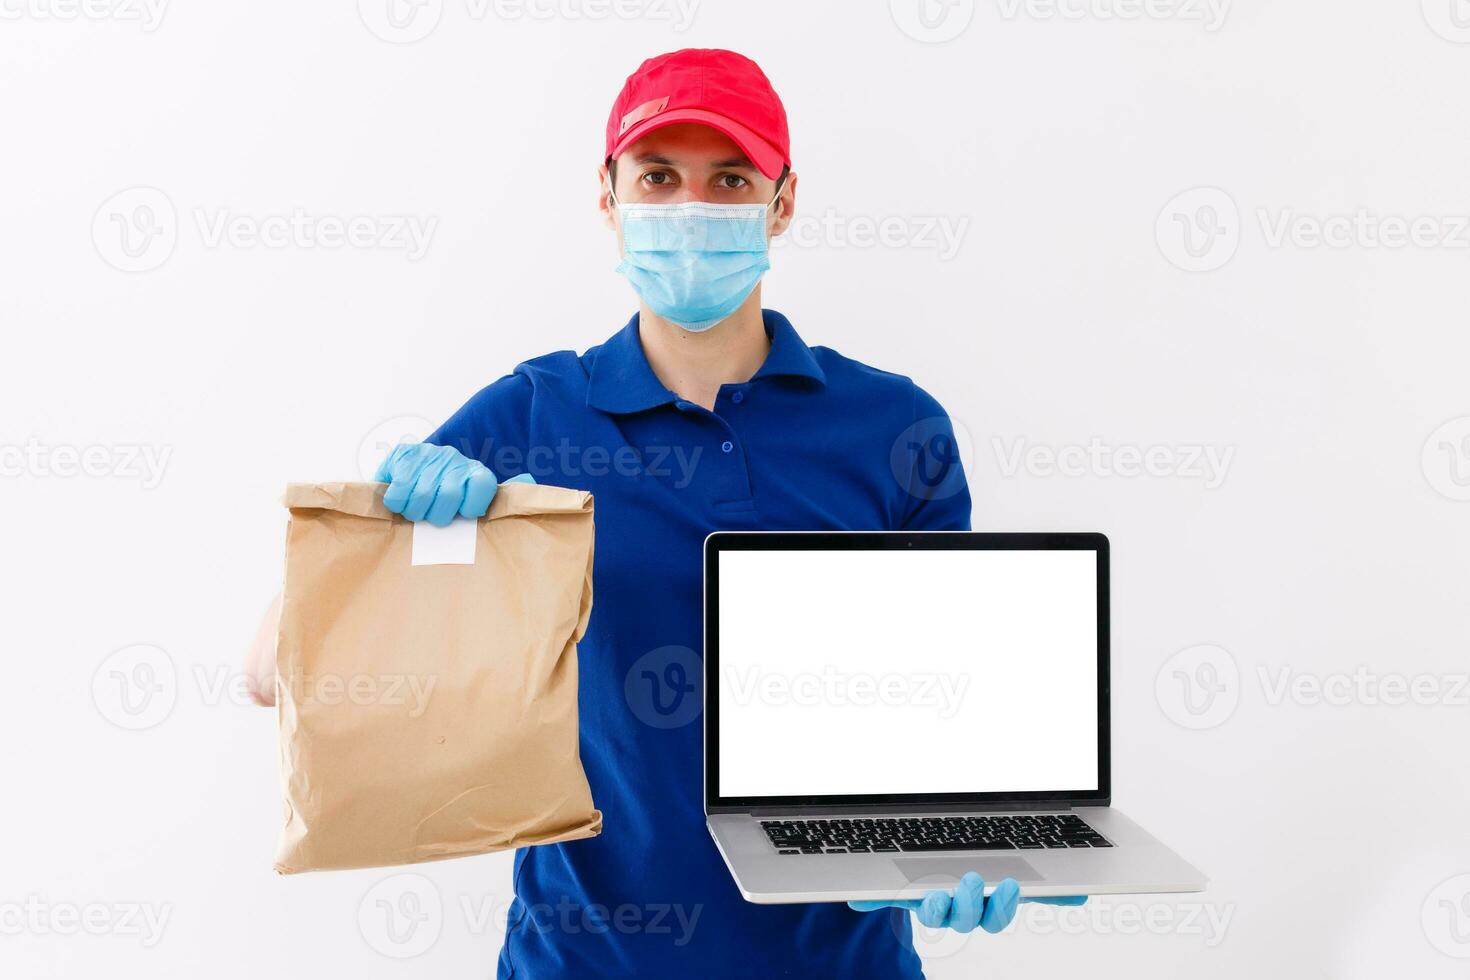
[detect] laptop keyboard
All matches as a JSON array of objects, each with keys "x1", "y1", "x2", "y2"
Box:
[{"x1": 760, "y1": 813, "x2": 1112, "y2": 854}]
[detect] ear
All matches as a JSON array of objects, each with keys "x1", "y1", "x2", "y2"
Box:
[
  {"x1": 598, "y1": 162, "x2": 617, "y2": 231},
  {"x1": 768, "y1": 170, "x2": 797, "y2": 238}
]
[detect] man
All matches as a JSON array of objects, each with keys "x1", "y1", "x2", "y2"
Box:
[{"x1": 249, "y1": 47, "x2": 1080, "y2": 978}]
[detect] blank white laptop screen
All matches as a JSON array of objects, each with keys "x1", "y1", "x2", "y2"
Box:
[{"x1": 716, "y1": 548, "x2": 1099, "y2": 798}]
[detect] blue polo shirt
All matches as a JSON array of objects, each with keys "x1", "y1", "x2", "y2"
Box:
[{"x1": 429, "y1": 309, "x2": 971, "y2": 980}]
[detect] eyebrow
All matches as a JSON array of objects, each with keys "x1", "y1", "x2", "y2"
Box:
[{"x1": 629, "y1": 153, "x2": 757, "y2": 171}]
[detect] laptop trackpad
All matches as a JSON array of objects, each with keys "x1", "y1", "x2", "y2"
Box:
[{"x1": 892, "y1": 857, "x2": 1041, "y2": 885}]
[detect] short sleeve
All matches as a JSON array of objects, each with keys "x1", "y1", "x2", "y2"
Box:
[
  {"x1": 896, "y1": 383, "x2": 973, "y2": 531},
  {"x1": 427, "y1": 372, "x2": 535, "y2": 480}
]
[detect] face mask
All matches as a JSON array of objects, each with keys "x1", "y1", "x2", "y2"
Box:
[{"x1": 612, "y1": 181, "x2": 783, "y2": 333}]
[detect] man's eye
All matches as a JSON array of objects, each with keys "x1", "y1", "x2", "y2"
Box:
[
  {"x1": 718, "y1": 175, "x2": 749, "y2": 190},
  {"x1": 642, "y1": 171, "x2": 673, "y2": 186}
]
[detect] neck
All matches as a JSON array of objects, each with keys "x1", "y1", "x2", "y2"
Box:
[{"x1": 638, "y1": 289, "x2": 770, "y2": 411}]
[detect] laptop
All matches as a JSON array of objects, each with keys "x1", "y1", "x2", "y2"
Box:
[{"x1": 703, "y1": 531, "x2": 1206, "y2": 903}]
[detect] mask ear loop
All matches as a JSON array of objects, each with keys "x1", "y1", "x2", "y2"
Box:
[
  {"x1": 763, "y1": 175, "x2": 788, "y2": 246},
  {"x1": 767, "y1": 174, "x2": 787, "y2": 211}
]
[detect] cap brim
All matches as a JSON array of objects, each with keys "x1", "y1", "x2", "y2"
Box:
[{"x1": 609, "y1": 107, "x2": 786, "y2": 181}]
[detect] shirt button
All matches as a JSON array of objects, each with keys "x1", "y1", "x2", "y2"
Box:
[
  {"x1": 721, "y1": 440, "x2": 734, "y2": 453},
  {"x1": 731, "y1": 391, "x2": 744, "y2": 404}
]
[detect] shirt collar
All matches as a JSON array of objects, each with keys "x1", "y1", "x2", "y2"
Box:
[
  {"x1": 586, "y1": 309, "x2": 827, "y2": 415},
  {"x1": 752, "y1": 309, "x2": 828, "y2": 387}
]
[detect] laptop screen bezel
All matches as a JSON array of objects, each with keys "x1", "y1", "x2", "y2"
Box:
[{"x1": 703, "y1": 531, "x2": 1111, "y2": 813}]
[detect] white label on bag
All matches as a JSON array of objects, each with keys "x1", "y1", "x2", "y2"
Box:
[{"x1": 411, "y1": 518, "x2": 478, "y2": 566}]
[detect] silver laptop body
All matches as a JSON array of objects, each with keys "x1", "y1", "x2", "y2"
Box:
[{"x1": 702, "y1": 531, "x2": 1206, "y2": 903}]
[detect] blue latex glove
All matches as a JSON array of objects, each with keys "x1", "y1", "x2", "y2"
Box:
[
  {"x1": 374, "y1": 443, "x2": 534, "y2": 526},
  {"x1": 849, "y1": 874, "x2": 1086, "y2": 934}
]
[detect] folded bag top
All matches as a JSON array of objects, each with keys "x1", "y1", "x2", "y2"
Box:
[
  {"x1": 282, "y1": 479, "x2": 595, "y2": 522},
  {"x1": 274, "y1": 480, "x2": 600, "y2": 874}
]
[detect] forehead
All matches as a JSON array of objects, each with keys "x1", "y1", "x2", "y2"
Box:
[{"x1": 616, "y1": 123, "x2": 754, "y2": 169}]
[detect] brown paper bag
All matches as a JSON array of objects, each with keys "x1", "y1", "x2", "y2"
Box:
[{"x1": 273, "y1": 480, "x2": 601, "y2": 873}]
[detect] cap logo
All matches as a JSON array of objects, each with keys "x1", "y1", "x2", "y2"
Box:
[{"x1": 619, "y1": 96, "x2": 669, "y2": 135}]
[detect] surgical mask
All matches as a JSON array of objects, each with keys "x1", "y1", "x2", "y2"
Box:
[{"x1": 612, "y1": 181, "x2": 783, "y2": 333}]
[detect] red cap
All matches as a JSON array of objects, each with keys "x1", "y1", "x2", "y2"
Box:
[{"x1": 605, "y1": 48, "x2": 790, "y2": 181}]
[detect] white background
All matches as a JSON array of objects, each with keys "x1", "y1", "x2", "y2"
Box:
[
  {"x1": 718, "y1": 549, "x2": 1098, "y2": 796},
  {"x1": 4, "y1": 0, "x2": 1470, "y2": 977}
]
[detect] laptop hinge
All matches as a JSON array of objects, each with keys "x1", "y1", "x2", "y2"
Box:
[{"x1": 741, "y1": 801, "x2": 1079, "y2": 817}]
